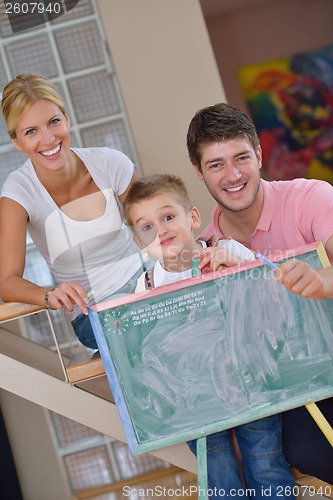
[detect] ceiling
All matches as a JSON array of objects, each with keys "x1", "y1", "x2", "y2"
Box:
[{"x1": 200, "y1": 0, "x2": 271, "y2": 18}]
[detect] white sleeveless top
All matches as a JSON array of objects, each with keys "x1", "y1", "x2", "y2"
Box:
[{"x1": 1, "y1": 147, "x2": 145, "y2": 309}]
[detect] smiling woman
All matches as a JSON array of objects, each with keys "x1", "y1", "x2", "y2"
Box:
[
  {"x1": 10, "y1": 100, "x2": 71, "y2": 179},
  {"x1": 0, "y1": 73, "x2": 149, "y2": 349}
]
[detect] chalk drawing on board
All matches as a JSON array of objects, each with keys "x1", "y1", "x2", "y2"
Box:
[{"x1": 89, "y1": 242, "x2": 333, "y2": 456}]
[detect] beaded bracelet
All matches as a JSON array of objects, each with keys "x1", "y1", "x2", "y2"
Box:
[{"x1": 44, "y1": 289, "x2": 55, "y2": 309}]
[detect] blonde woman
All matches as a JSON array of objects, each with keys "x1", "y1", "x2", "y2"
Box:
[{"x1": 0, "y1": 73, "x2": 148, "y2": 348}]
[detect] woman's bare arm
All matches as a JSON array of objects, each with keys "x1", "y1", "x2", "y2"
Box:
[
  {"x1": 0, "y1": 197, "x2": 90, "y2": 313},
  {"x1": 0, "y1": 197, "x2": 34, "y2": 302}
]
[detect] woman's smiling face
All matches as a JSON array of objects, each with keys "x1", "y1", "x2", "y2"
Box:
[{"x1": 12, "y1": 99, "x2": 71, "y2": 172}]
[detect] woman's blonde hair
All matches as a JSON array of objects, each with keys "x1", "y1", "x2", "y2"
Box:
[{"x1": 1, "y1": 73, "x2": 66, "y2": 138}]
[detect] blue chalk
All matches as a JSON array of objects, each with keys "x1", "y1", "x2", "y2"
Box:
[{"x1": 255, "y1": 253, "x2": 279, "y2": 271}]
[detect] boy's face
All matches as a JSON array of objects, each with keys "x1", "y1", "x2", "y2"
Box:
[
  {"x1": 129, "y1": 194, "x2": 201, "y2": 265},
  {"x1": 193, "y1": 138, "x2": 262, "y2": 213}
]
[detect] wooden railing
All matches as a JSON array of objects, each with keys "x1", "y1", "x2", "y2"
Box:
[
  {"x1": 71, "y1": 466, "x2": 198, "y2": 500},
  {"x1": 0, "y1": 301, "x2": 45, "y2": 321},
  {"x1": 0, "y1": 301, "x2": 106, "y2": 384}
]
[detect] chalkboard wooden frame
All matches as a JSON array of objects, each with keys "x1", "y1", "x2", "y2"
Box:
[{"x1": 89, "y1": 242, "x2": 333, "y2": 456}]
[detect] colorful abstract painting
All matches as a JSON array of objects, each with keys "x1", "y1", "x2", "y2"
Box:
[{"x1": 238, "y1": 45, "x2": 333, "y2": 183}]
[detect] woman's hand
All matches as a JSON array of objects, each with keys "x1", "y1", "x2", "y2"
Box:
[{"x1": 46, "y1": 282, "x2": 91, "y2": 315}]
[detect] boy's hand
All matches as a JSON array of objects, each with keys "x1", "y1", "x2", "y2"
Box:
[
  {"x1": 198, "y1": 247, "x2": 243, "y2": 272},
  {"x1": 200, "y1": 234, "x2": 229, "y2": 248}
]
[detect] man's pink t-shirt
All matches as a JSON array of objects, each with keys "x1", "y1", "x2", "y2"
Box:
[{"x1": 200, "y1": 178, "x2": 333, "y2": 261}]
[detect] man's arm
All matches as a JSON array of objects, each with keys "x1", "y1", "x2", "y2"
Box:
[{"x1": 276, "y1": 235, "x2": 333, "y2": 300}]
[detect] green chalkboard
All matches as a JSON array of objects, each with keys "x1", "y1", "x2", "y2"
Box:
[{"x1": 89, "y1": 242, "x2": 333, "y2": 455}]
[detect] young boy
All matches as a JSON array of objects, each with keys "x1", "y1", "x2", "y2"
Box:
[{"x1": 123, "y1": 174, "x2": 295, "y2": 499}]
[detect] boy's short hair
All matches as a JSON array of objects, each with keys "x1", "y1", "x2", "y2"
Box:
[
  {"x1": 124, "y1": 174, "x2": 193, "y2": 227},
  {"x1": 186, "y1": 102, "x2": 260, "y2": 172}
]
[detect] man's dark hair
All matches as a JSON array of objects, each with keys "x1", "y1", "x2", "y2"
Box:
[{"x1": 186, "y1": 103, "x2": 260, "y2": 171}]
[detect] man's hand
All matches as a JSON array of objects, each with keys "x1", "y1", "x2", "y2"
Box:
[{"x1": 275, "y1": 259, "x2": 332, "y2": 300}]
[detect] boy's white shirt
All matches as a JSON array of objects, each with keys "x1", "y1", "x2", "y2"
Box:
[{"x1": 135, "y1": 239, "x2": 254, "y2": 292}]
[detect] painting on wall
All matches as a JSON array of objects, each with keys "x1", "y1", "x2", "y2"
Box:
[{"x1": 238, "y1": 44, "x2": 333, "y2": 183}]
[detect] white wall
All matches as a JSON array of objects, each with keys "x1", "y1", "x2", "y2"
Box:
[
  {"x1": 1, "y1": 391, "x2": 70, "y2": 500},
  {"x1": 97, "y1": 0, "x2": 226, "y2": 228}
]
